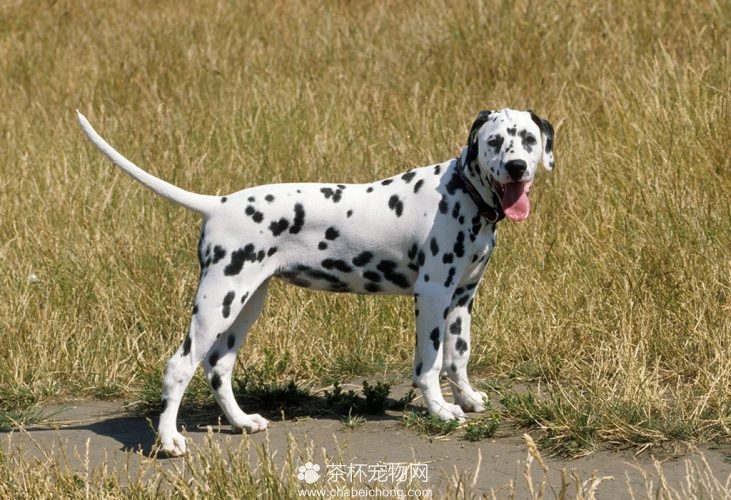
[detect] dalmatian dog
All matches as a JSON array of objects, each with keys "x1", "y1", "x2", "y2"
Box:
[{"x1": 76, "y1": 108, "x2": 554, "y2": 456}]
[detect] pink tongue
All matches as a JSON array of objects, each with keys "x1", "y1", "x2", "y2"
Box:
[{"x1": 501, "y1": 182, "x2": 531, "y2": 221}]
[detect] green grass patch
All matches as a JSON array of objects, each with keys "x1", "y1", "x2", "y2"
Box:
[
  {"x1": 402, "y1": 411, "x2": 461, "y2": 438},
  {"x1": 325, "y1": 380, "x2": 416, "y2": 416},
  {"x1": 464, "y1": 413, "x2": 501, "y2": 442}
]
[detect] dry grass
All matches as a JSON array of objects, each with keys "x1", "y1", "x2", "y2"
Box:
[
  {"x1": 1, "y1": 0, "x2": 730, "y2": 491},
  {"x1": 1, "y1": 430, "x2": 728, "y2": 499}
]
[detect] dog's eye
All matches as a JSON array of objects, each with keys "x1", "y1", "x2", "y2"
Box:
[
  {"x1": 487, "y1": 137, "x2": 503, "y2": 149},
  {"x1": 524, "y1": 135, "x2": 537, "y2": 146}
]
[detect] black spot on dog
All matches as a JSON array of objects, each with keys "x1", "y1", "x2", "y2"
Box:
[
  {"x1": 192, "y1": 304, "x2": 199, "y2": 315},
  {"x1": 306, "y1": 268, "x2": 346, "y2": 285},
  {"x1": 381, "y1": 179, "x2": 393, "y2": 186},
  {"x1": 199, "y1": 243, "x2": 213, "y2": 269},
  {"x1": 321, "y1": 187, "x2": 343, "y2": 203},
  {"x1": 407, "y1": 243, "x2": 418, "y2": 261},
  {"x1": 376, "y1": 260, "x2": 410, "y2": 288},
  {"x1": 455, "y1": 338, "x2": 468, "y2": 355},
  {"x1": 424, "y1": 274, "x2": 430, "y2": 282},
  {"x1": 451, "y1": 202, "x2": 462, "y2": 220},
  {"x1": 449, "y1": 317, "x2": 462, "y2": 335},
  {"x1": 401, "y1": 171, "x2": 417, "y2": 183},
  {"x1": 507, "y1": 126, "x2": 517, "y2": 136},
  {"x1": 366, "y1": 186, "x2": 374, "y2": 193},
  {"x1": 413, "y1": 179, "x2": 424, "y2": 193},
  {"x1": 365, "y1": 282, "x2": 382, "y2": 293},
  {"x1": 415, "y1": 362, "x2": 423, "y2": 376},
  {"x1": 442, "y1": 253, "x2": 454, "y2": 264},
  {"x1": 267, "y1": 247, "x2": 278, "y2": 257},
  {"x1": 209, "y1": 350, "x2": 220, "y2": 367},
  {"x1": 325, "y1": 227, "x2": 340, "y2": 240},
  {"x1": 265, "y1": 194, "x2": 275, "y2": 202},
  {"x1": 446, "y1": 171, "x2": 467, "y2": 195},
  {"x1": 221, "y1": 197, "x2": 227, "y2": 203},
  {"x1": 212, "y1": 245, "x2": 226, "y2": 264},
  {"x1": 388, "y1": 195, "x2": 404, "y2": 217},
  {"x1": 240, "y1": 291, "x2": 249, "y2": 304},
  {"x1": 444, "y1": 267, "x2": 456, "y2": 287},
  {"x1": 245, "y1": 205, "x2": 264, "y2": 223},
  {"x1": 433, "y1": 165, "x2": 441, "y2": 175},
  {"x1": 363, "y1": 270, "x2": 382, "y2": 282},
  {"x1": 352, "y1": 251, "x2": 373, "y2": 267},
  {"x1": 346, "y1": 210, "x2": 353, "y2": 217},
  {"x1": 438, "y1": 196, "x2": 449, "y2": 214},
  {"x1": 269, "y1": 218, "x2": 290, "y2": 236},
  {"x1": 318, "y1": 242, "x2": 328, "y2": 250},
  {"x1": 248, "y1": 196, "x2": 255, "y2": 202},
  {"x1": 322, "y1": 259, "x2": 353, "y2": 273},
  {"x1": 454, "y1": 231, "x2": 466, "y2": 257},
  {"x1": 228, "y1": 334, "x2": 236, "y2": 350},
  {"x1": 161, "y1": 398, "x2": 168, "y2": 413},
  {"x1": 222, "y1": 291, "x2": 235, "y2": 318},
  {"x1": 430, "y1": 237, "x2": 439, "y2": 256},
  {"x1": 211, "y1": 373, "x2": 222, "y2": 390},
  {"x1": 182, "y1": 336, "x2": 192, "y2": 356},
  {"x1": 290, "y1": 203, "x2": 305, "y2": 233},
  {"x1": 224, "y1": 244, "x2": 257, "y2": 275},
  {"x1": 276, "y1": 264, "x2": 307, "y2": 283},
  {"x1": 430, "y1": 328, "x2": 440, "y2": 350}
]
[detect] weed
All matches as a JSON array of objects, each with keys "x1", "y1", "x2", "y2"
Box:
[
  {"x1": 325, "y1": 380, "x2": 392, "y2": 415},
  {"x1": 402, "y1": 411, "x2": 460, "y2": 438},
  {"x1": 235, "y1": 349, "x2": 312, "y2": 412},
  {"x1": 464, "y1": 413, "x2": 501, "y2": 442},
  {"x1": 341, "y1": 409, "x2": 367, "y2": 430}
]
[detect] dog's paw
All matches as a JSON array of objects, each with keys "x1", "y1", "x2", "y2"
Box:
[
  {"x1": 158, "y1": 431, "x2": 187, "y2": 457},
  {"x1": 428, "y1": 400, "x2": 467, "y2": 422},
  {"x1": 232, "y1": 413, "x2": 269, "y2": 434},
  {"x1": 455, "y1": 390, "x2": 488, "y2": 413}
]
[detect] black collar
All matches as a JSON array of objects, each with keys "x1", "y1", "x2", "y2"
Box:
[{"x1": 455, "y1": 158, "x2": 504, "y2": 223}]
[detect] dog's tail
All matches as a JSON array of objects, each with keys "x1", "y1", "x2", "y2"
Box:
[{"x1": 76, "y1": 111, "x2": 219, "y2": 216}]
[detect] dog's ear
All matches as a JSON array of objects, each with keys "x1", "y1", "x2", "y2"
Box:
[
  {"x1": 464, "y1": 110, "x2": 494, "y2": 166},
  {"x1": 529, "y1": 110, "x2": 555, "y2": 171}
]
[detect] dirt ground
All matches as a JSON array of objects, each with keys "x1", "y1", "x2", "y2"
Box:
[{"x1": 2, "y1": 381, "x2": 730, "y2": 497}]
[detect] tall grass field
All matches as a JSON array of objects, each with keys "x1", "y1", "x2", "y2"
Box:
[{"x1": 1, "y1": 0, "x2": 730, "y2": 496}]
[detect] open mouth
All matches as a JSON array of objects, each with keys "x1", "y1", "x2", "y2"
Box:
[{"x1": 494, "y1": 181, "x2": 533, "y2": 222}]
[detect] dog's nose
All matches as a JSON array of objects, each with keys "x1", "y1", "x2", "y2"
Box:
[{"x1": 505, "y1": 160, "x2": 527, "y2": 181}]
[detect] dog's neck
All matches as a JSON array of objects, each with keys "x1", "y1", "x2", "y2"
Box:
[{"x1": 456, "y1": 148, "x2": 504, "y2": 223}]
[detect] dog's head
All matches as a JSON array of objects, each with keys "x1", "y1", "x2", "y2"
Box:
[{"x1": 464, "y1": 109, "x2": 555, "y2": 222}]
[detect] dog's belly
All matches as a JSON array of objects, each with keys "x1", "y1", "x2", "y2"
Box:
[{"x1": 274, "y1": 255, "x2": 417, "y2": 295}]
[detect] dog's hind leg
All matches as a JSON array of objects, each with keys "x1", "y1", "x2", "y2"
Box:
[
  {"x1": 202, "y1": 280, "x2": 270, "y2": 434},
  {"x1": 157, "y1": 279, "x2": 266, "y2": 456}
]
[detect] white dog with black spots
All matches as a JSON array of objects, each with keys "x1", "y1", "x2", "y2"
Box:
[{"x1": 77, "y1": 108, "x2": 555, "y2": 456}]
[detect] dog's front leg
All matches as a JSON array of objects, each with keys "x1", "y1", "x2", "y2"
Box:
[
  {"x1": 442, "y1": 285, "x2": 488, "y2": 413},
  {"x1": 412, "y1": 286, "x2": 466, "y2": 422}
]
